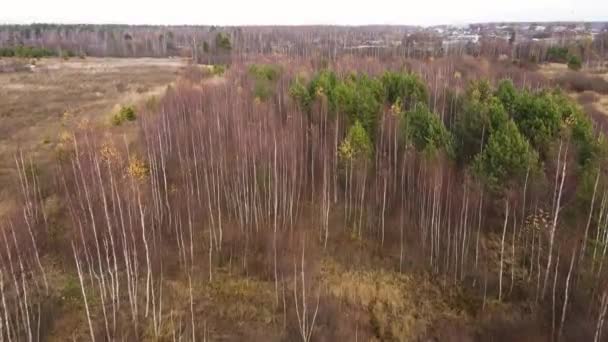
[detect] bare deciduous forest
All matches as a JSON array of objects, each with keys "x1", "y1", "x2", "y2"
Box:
[{"x1": 2, "y1": 23, "x2": 608, "y2": 341}]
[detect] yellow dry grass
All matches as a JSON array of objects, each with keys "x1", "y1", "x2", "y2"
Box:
[
  {"x1": 321, "y1": 259, "x2": 463, "y2": 341},
  {"x1": 539, "y1": 63, "x2": 608, "y2": 118},
  {"x1": 150, "y1": 269, "x2": 278, "y2": 340},
  {"x1": 0, "y1": 57, "x2": 185, "y2": 216},
  {"x1": 538, "y1": 62, "x2": 569, "y2": 78}
]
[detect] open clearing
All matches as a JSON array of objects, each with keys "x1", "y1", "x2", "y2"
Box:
[
  {"x1": 0, "y1": 57, "x2": 186, "y2": 211},
  {"x1": 539, "y1": 63, "x2": 608, "y2": 122}
]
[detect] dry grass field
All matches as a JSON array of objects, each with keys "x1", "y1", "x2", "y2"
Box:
[
  {"x1": 0, "y1": 57, "x2": 186, "y2": 214},
  {"x1": 539, "y1": 63, "x2": 608, "y2": 127}
]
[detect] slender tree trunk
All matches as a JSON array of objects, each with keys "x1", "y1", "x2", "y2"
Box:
[
  {"x1": 558, "y1": 247, "x2": 577, "y2": 342},
  {"x1": 499, "y1": 201, "x2": 510, "y2": 302}
]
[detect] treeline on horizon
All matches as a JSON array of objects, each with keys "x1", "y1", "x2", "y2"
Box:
[{"x1": 0, "y1": 23, "x2": 607, "y2": 64}]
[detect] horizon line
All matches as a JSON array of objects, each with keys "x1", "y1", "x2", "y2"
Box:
[{"x1": 0, "y1": 19, "x2": 606, "y2": 28}]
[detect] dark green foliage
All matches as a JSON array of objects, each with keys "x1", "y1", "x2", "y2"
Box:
[
  {"x1": 249, "y1": 64, "x2": 281, "y2": 82},
  {"x1": 288, "y1": 70, "x2": 430, "y2": 154},
  {"x1": 61, "y1": 49, "x2": 75, "y2": 58},
  {"x1": 0, "y1": 47, "x2": 15, "y2": 57},
  {"x1": 215, "y1": 32, "x2": 232, "y2": 51},
  {"x1": 212, "y1": 64, "x2": 226, "y2": 76},
  {"x1": 567, "y1": 54, "x2": 582, "y2": 71},
  {"x1": 473, "y1": 120, "x2": 539, "y2": 193},
  {"x1": 457, "y1": 79, "x2": 605, "y2": 195},
  {"x1": 291, "y1": 70, "x2": 342, "y2": 116},
  {"x1": 495, "y1": 79, "x2": 518, "y2": 113},
  {"x1": 575, "y1": 134, "x2": 608, "y2": 207},
  {"x1": 402, "y1": 103, "x2": 453, "y2": 155},
  {"x1": 468, "y1": 80, "x2": 493, "y2": 102},
  {"x1": 290, "y1": 71, "x2": 605, "y2": 185},
  {"x1": 553, "y1": 91, "x2": 600, "y2": 166},
  {"x1": 500, "y1": 84, "x2": 602, "y2": 170},
  {"x1": 121, "y1": 106, "x2": 136, "y2": 121},
  {"x1": 454, "y1": 81, "x2": 509, "y2": 163},
  {"x1": 0, "y1": 45, "x2": 56, "y2": 58},
  {"x1": 289, "y1": 76, "x2": 314, "y2": 112},
  {"x1": 334, "y1": 74, "x2": 383, "y2": 140},
  {"x1": 253, "y1": 81, "x2": 273, "y2": 101},
  {"x1": 380, "y1": 71, "x2": 428, "y2": 109},
  {"x1": 575, "y1": 165, "x2": 603, "y2": 214},
  {"x1": 112, "y1": 106, "x2": 136, "y2": 126},
  {"x1": 289, "y1": 70, "x2": 383, "y2": 140},
  {"x1": 546, "y1": 46, "x2": 569, "y2": 63},
  {"x1": 310, "y1": 70, "x2": 338, "y2": 92},
  {"x1": 308, "y1": 69, "x2": 339, "y2": 113},
  {"x1": 249, "y1": 64, "x2": 282, "y2": 101},
  {"x1": 511, "y1": 90, "x2": 562, "y2": 153}
]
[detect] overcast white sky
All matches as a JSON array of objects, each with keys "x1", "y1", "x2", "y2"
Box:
[{"x1": 2, "y1": 0, "x2": 607, "y2": 26}]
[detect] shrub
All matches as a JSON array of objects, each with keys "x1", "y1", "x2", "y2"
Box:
[
  {"x1": 60, "y1": 49, "x2": 75, "y2": 59},
  {"x1": 1, "y1": 46, "x2": 57, "y2": 58},
  {"x1": 127, "y1": 157, "x2": 149, "y2": 181},
  {"x1": 567, "y1": 55, "x2": 582, "y2": 71},
  {"x1": 0, "y1": 47, "x2": 15, "y2": 57},
  {"x1": 111, "y1": 113, "x2": 123, "y2": 126},
  {"x1": 121, "y1": 106, "x2": 136, "y2": 121},
  {"x1": 546, "y1": 46, "x2": 569, "y2": 63},
  {"x1": 211, "y1": 64, "x2": 226, "y2": 76},
  {"x1": 112, "y1": 106, "x2": 136, "y2": 126}
]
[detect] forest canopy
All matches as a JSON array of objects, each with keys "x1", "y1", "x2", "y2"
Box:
[
  {"x1": 290, "y1": 68, "x2": 605, "y2": 198},
  {"x1": 4, "y1": 49, "x2": 608, "y2": 341}
]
